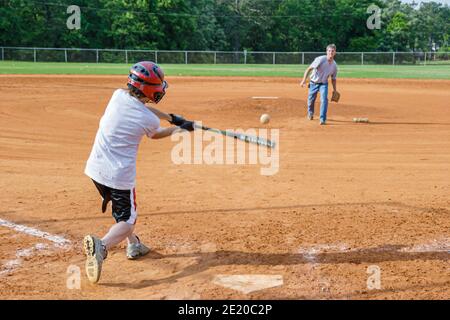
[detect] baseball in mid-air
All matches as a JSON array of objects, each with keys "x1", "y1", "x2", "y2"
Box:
[{"x1": 260, "y1": 113, "x2": 270, "y2": 124}]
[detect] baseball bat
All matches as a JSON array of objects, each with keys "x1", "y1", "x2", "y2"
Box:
[{"x1": 194, "y1": 124, "x2": 276, "y2": 149}]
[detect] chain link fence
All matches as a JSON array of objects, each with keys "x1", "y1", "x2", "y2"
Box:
[{"x1": 1, "y1": 47, "x2": 449, "y2": 65}]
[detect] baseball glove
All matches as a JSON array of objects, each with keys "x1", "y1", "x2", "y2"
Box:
[{"x1": 331, "y1": 91, "x2": 341, "y2": 103}]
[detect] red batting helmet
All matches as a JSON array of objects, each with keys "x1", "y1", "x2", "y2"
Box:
[{"x1": 127, "y1": 61, "x2": 168, "y2": 103}]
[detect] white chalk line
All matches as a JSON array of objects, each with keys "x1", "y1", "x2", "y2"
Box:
[
  {"x1": 296, "y1": 239, "x2": 450, "y2": 294},
  {"x1": 0, "y1": 218, "x2": 71, "y2": 248},
  {"x1": 400, "y1": 238, "x2": 450, "y2": 253},
  {"x1": 298, "y1": 239, "x2": 450, "y2": 260},
  {"x1": 0, "y1": 218, "x2": 72, "y2": 276},
  {"x1": 0, "y1": 243, "x2": 51, "y2": 276},
  {"x1": 298, "y1": 243, "x2": 352, "y2": 264}
]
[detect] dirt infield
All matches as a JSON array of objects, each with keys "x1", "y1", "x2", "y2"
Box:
[{"x1": 0, "y1": 75, "x2": 449, "y2": 299}]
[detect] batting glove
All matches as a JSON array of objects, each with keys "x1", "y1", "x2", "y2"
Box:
[
  {"x1": 179, "y1": 120, "x2": 195, "y2": 132},
  {"x1": 169, "y1": 113, "x2": 186, "y2": 126}
]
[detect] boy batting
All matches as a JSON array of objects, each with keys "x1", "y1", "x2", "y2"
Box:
[
  {"x1": 300, "y1": 44, "x2": 339, "y2": 125},
  {"x1": 83, "y1": 61, "x2": 195, "y2": 283}
]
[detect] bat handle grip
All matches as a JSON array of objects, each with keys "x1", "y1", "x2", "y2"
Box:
[{"x1": 194, "y1": 123, "x2": 209, "y2": 130}]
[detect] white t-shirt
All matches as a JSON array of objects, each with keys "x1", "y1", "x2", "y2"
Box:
[
  {"x1": 85, "y1": 89, "x2": 162, "y2": 190},
  {"x1": 309, "y1": 55, "x2": 338, "y2": 84}
]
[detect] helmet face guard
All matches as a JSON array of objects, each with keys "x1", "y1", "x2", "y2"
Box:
[
  {"x1": 152, "y1": 81, "x2": 168, "y2": 103},
  {"x1": 127, "y1": 62, "x2": 167, "y2": 104}
]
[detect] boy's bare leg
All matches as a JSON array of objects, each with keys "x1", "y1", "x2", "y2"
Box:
[
  {"x1": 127, "y1": 233, "x2": 139, "y2": 245},
  {"x1": 102, "y1": 221, "x2": 135, "y2": 250}
]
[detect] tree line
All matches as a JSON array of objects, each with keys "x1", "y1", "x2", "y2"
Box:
[{"x1": 0, "y1": 0, "x2": 448, "y2": 52}]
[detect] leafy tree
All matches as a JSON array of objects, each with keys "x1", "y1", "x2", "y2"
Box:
[
  {"x1": 0, "y1": 0, "x2": 448, "y2": 53},
  {"x1": 413, "y1": 2, "x2": 450, "y2": 51}
]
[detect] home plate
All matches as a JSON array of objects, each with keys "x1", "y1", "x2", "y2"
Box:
[
  {"x1": 251, "y1": 96, "x2": 279, "y2": 100},
  {"x1": 213, "y1": 275, "x2": 283, "y2": 294}
]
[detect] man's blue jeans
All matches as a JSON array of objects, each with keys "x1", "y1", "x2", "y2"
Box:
[{"x1": 307, "y1": 82, "x2": 329, "y2": 122}]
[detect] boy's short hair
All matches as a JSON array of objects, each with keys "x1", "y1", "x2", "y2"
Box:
[
  {"x1": 127, "y1": 84, "x2": 145, "y2": 99},
  {"x1": 327, "y1": 44, "x2": 337, "y2": 51}
]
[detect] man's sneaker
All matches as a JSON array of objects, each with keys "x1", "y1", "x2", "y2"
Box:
[
  {"x1": 307, "y1": 114, "x2": 314, "y2": 120},
  {"x1": 320, "y1": 120, "x2": 326, "y2": 125},
  {"x1": 83, "y1": 235, "x2": 106, "y2": 283},
  {"x1": 127, "y1": 242, "x2": 151, "y2": 260}
]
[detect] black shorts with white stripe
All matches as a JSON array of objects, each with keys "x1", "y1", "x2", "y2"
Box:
[{"x1": 91, "y1": 179, "x2": 137, "y2": 224}]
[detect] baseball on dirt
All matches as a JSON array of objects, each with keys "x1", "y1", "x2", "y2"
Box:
[{"x1": 260, "y1": 113, "x2": 271, "y2": 124}]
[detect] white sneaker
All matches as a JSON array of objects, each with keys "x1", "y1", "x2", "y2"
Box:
[
  {"x1": 126, "y1": 242, "x2": 150, "y2": 260},
  {"x1": 83, "y1": 235, "x2": 106, "y2": 283}
]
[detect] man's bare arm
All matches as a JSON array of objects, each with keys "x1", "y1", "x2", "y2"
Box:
[
  {"x1": 332, "y1": 79, "x2": 337, "y2": 92},
  {"x1": 300, "y1": 67, "x2": 313, "y2": 87}
]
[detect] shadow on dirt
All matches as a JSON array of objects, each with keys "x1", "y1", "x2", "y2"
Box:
[{"x1": 101, "y1": 244, "x2": 449, "y2": 290}]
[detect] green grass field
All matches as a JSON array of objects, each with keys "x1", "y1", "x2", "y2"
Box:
[{"x1": 0, "y1": 61, "x2": 449, "y2": 79}]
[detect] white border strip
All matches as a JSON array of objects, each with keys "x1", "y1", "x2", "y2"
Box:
[{"x1": 0, "y1": 218, "x2": 71, "y2": 248}]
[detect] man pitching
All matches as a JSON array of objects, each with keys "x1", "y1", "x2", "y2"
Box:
[
  {"x1": 83, "y1": 61, "x2": 195, "y2": 283},
  {"x1": 300, "y1": 44, "x2": 338, "y2": 125}
]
